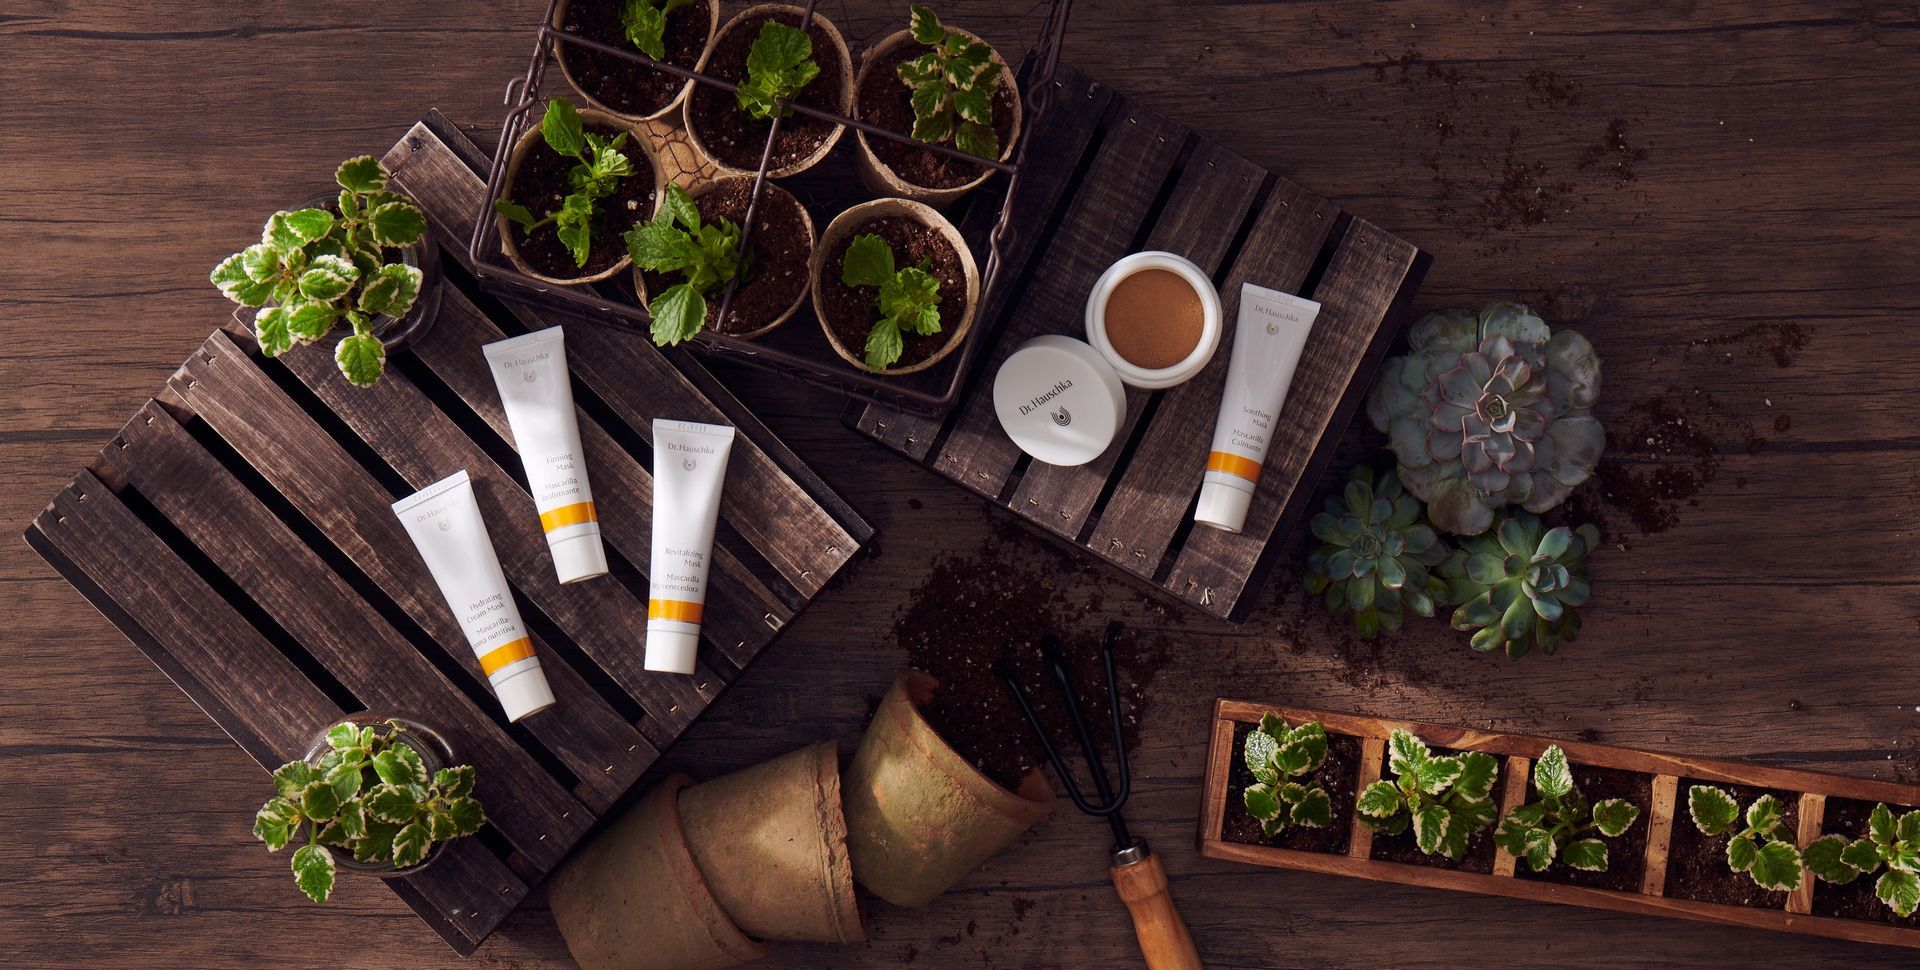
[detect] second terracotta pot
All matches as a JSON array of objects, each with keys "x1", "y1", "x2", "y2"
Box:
[{"x1": 810, "y1": 198, "x2": 979, "y2": 376}]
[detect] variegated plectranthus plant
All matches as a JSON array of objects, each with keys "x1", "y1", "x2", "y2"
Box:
[
  {"x1": 1356, "y1": 729, "x2": 1500, "y2": 860},
  {"x1": 1492, "y1": 745, "x2": 1640, "y2": 873},
  {"x1": 1686, "y1": 785, "x2": 1804, "y2": 892},
  {"x1": 1803, "y1": 803, "x2": 1920, "y2": 916},
  {"x1": 209, "y1": 156, "x2": 427, "y2": 386},
  {"x1": 898, "y1": 4, "x2": 1002, "y2": 159},
  {"x1": 1240, "y1": 714, "x2": 1333, "y2": 835}
]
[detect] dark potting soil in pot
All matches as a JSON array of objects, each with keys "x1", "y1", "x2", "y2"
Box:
[
  {"x1": 507, "y1": 123, "x2": 656, "y2": 280},
  {"x1": 561, "y1": 0, "x2": 713, "y2": 117},
  {"x1": 1513, "y1": 763, "x2": 1652, "y2": 894},
  {"x1": 857, "y1": 41, "x2": 1016, "y2": 189},
  {"x1": 1812, "y1": 797, "x2": 1920, "y2": 927},
  {"x1": 1367, "y1": 745, "x2": 1499, "y2": 873},
  {"x1": 687, "y1": 11, "x2": 847, "y2": 171},
  {"x1": 1664, "y1": 778, "x2": 1798, "y2": 910},
  {"x1": 639, "y1": 179, "x2": 810, "y2": 335},
  {"x1": 818, "y1": 215, "x2": 967, "y2": 370},
  {"x1": 1221, "y1": 722, "x2": 1359, "y2": 855}
]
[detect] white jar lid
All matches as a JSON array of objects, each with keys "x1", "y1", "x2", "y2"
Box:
[{"x1": 992, "y1": 335, "x2": 1127, "y2": 467}]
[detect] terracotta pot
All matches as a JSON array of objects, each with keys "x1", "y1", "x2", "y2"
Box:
[
  {"x1": 842, "y1": 671, "x2": 1056, "y2": 907},
  {"x1": 682, "y1": 4, "x2": 854, "y2": 179},
  {"x1": 552, "y1": 0, "x2": 720, "y2": 124},
  {"x1": 633, "y1": 176, "x2": 814, "y2": 340},
  {"x1": 495, "y1": 106, "x2": 667, "y2": 286},
  {"x1": 810, "y1": 198, "x2": 979, "y2": 376},
  {"x1": 549, "y1": 774, "x2": 769, "y2": 970},
  {"x1": 852, "y1": 29, "x2": 1023, "y2": 208},
  {"x1": 678, "y1": 740, "x2": 864, "y2": 943}
]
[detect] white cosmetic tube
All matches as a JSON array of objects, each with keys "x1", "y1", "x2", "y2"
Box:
[
  {"x1": 646, "y1": 420, "x2": 736, "y2": 674},
  {"x1": 1194, "y1": 283, "x2": 1323, "y2": 533},
  {"x1": 483, "y1": 327, "x2": 608, "y2": 585},
  {"x1": 394, "y1": 470, "x2": 557, "y2": 721}
]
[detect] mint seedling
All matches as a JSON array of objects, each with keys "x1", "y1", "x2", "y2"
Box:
[
  {"x1": 494, "y1": 99, "x2": 637, "y2": 269},
  {"x1": 622, "y1": 0, "x2": 692, "y2": 60},
  {"x1": 897, "y1": 4, "x2": 1002, "y2": 159},
  {"x1": 1492, "y1": 745, "x2": 1640, "y2": 873},
  {"x1": 253, "y1": 719, "x2": 485, "y2": 903},
  {"x1": 734, "y1": 20, "x2": 819, "y2": 121},
  {"x1": 1687, "y1": 785, "x2": 1804, "y2": 892},
  {"x1": 1240, "y1": 714, "x2": 1333, "y2": 835},
  {"x1": 625, "y1": 183, "x2": 746, "y2": 345},
  {"x1": 209, "y1": 155, "x2": 426, "y2": 387},
  {"x1": 840, "y1": 232, "x2": 943, "y2": 370},
  {"x1": 1804, "y1": 803, "x2": 1920, "y2": 916},
  {"x1": 1356, "y1": 729, "x2": 1500, "y2": 860}
]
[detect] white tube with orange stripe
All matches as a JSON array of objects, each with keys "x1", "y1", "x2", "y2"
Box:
[
  {"x1": 484, "y1": 326, "x2": 608, "y2": 584},
  {"x1": 394, "y1": 470, "x2": 557, "y2": 722},
  {"x1": 1194, "y1": 283, "x2": 1322, "y2": 534},
  {"x1": 645, "y1": 419, "x2": 735, "y2": 675}
]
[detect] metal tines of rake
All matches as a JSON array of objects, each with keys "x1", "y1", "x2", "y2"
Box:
[{"x1": 995, "y1": 620, "x2": 1133, "y2": 850}]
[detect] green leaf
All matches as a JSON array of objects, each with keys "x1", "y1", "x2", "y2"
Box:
[
  {"x1": 1804, "y1": 834, "x2": 1862, "y2": 884},
  {"x1": 1591, "y1": 798, "x2": 1640, "y2": 838},
  {"x1": 1386, "y1": 730, "x2": 1430, "y2": 778},
  {"x1": 1291, "y1": 786, "x2": 1333, "y2": 828},
  {"x1": 1412, "y1": 803, "x2": 1451, "y2": 855},
  {"x1": 1564, "y1": 838, "x2": 1608, "y2": 872},
  {"x1": 554, "y1": 194, "x2": 595, "y2": 268},
  {"x1": 1842, "y1": 837, "x2": 1885, "y2": 874},
  {"x1": 433, "y1": 765, "x2": 476, "y2": 800},
  {"x1": 1242, "y1": 726, "x2": 1279, "y2": 786},
  {"x1": 1879, "y1": 869, "x2": 1920, "y2": 917},
  {"x1": 325, "y1": 761, "x2": 363, "y2": 805},
  {"x1": 908, "y1": 3, "x2": 944, "y2": 44},
  {"x1": 1746, "y1": 794, "x2": 1785, "y2": 838},
  {"x1": 272, "y1": 761, "x2": 315, "y2": 799},
  {"x1": 738, "y1": 20, "x2": 817, "y2": 119},
  {"x1": 1415, "y1": 755, "x2": 1464, "y2": 796},
  {"x1": 373, "y1": 744, "x2": 429, "y2": 788},
  {"x1": 353, "y1": 821, "x2": 398, "y2": 863},
  {"x1": 1243, "y1": 782, "x2": 1281, "y2": 823},
  {"x1": 334, "y1": 332, "x2": 386, "y2": 387},
  {"x1": 1452, "y1": 751, "x2": 1499, "y2": 802},
  {"x1": 541, "y1": 98, "x2": 586, "y2": 157},
  {"x1": 955, "y1": 120, "x2": 999, "y2": 160},
  {"x1": 326, "y1": 722, "x2": 361, "y2": 750},
  {"x1": 1748, "y1": 839, "x2": 1804, "y2": 892},
  {"x1": 365, "y1": 783, "x2": 418, "y2": 824},
  {"x1": 864, "y1": 319, "x2": 905, "y2": 371},
  {"x1": 391, "y1": 822, "x2": 432, "y2": 869},
  {"x1": 621, "y1": 0, "x2": 686, "y2": 59},
  {"x1": 299, "y1": 779, "x2": 341, "y2": 821},
  {"x1": 366, "y1": 200, "x2": 427, "y2": 247},
  {"x1": 495, "y1": 200, "x2": 539, "y2": 231},
  {"x1": 660, "y1": 183, "x2": 700, "y2": 230},
  {"x1": 1727, "y1": 834, "x2": 1757, "y2": 873},
  {"x1": 627, "y1": 220, "x2": 694, "y2": 271},
  {"x1": 1687, "y1": 785, "x2": 1739, "y2": 836},
  {"x1": 442, "y1": 796, "x2": 485, "y2": 837},
  {"x1": 648, "y1": 282, "x2": 707, "y2": 346},
  {"x1": 359, "y1": 263, "x2": 422, "y2": 318},
  {"x1": 253, "y1": 797, "x2": 298, "y2": 850},
  {"x1": 1532, "y1": 745, "x2": 1573, "y2": 799},
  {"x1": 1871, "y1": 802, "x2": 1898, "y2": 845},
  {"x1": 336, "y1": 798, "x2": 367, "y2": 842},
  {"x1": 1356, "y1": 780, "x2": 1404, "y2": 820},
  {"x1": 336, "y1": 155, "x2": 386, "y2": 193},
  {"x1": 291, "y1": 844, "x2": 336, "y2": 903},
  {"x1": 282, "y1": 208, "x2": 336, "y2": 245},
  {"x1": 841, "y1": 233, "x2": 896, "y2": 288}
]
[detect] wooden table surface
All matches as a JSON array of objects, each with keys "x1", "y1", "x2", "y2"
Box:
[{"x1": 5, "y1": 2, "x2": 1919, "y2": 967}]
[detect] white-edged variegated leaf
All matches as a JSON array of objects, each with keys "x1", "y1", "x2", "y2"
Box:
[
  {"x1": 336, "y1": 798, "x2": 367, "y2": 841},
  {"x1": 298, "y1": 779, "x2": 340, "y2": 822},
  {"x1": 1563, "y1": 838, "x2": 1607, "y2": 872},
  {"x1": 1387, "y1": 729, "x2": 1429, "y2": 777},
  {"x1": 285, "y1": 302, "x2": 338, "y2": 344},
  {"x1": 1687, "y1": 785, "x2": 1740, "y2": 836},
  {"x1": 1841, "y1": 837, "x2": 1884, "y2": 873},
  {"x1": 391, "y1": 822, "x2": 432, "y2": 869},
  {"x1": 255, "y1": 305, "x2": 294, "y2": 357},
  {"x1": 433, "y1": 765, "x2": 475, "y2": 799},
  {"x1": 1273, "y1": 727, "x2": 1323, "y2": 777},
  {"x1": 1746, "y1": 794, "x2": 1786, "y2": 837},
  {"x1": 325, "y1": 762, "x2": 362, "y2": 805},
  {"x1": 1870, "y1": 803, "x2": 1898, "y2": 844},
  {"x1": 336, "y1": 155, "x2": 386, "y2": 193},
  {"x1": 282, "y1": 208, "x2": 336, "y2": 245},
  {"x1": 1453, "y1": 751, "x2": 1499, "y2": 801},
  {"x1": 358, "y1": 263, "x2": 422, "y2": 318},
  {"x1": 1519, "y1": 826, "x2": 1557, "y2": 871},
  {"x1": 253, "y1": 796, "x2": 298, "y2": 850},
  {"x1": 1412, "y1": 803, "x2": 1451, "y2": 856},
  {"x1": 373, "y1": 743, "x2": 429, "y2": 787},
  {"x1": 1878, "y1": 869, "x2": 1920, "y2": 917},
  {"x1": 366, "y1": 200, "x2": 427, "y2": 247},
  {"x1": 1285, "y1": 721, "x2": 1329, "y2": 771},
  {"x1": 442, "y1": 796, "x2": 484, "y2": 837},
  {"x1": 1417, "y1": 755, "x2": 1464, "y2": 795},
  {"x1": 297, "y1": 254, "x2": 358, "y2": 302},
  {"x1": 291, "y1": 843, "x2": 336, "y2": 903},
  {"x1": 1748, "y1": 839, "x2": 1803, "y2": 891},
  {"x1": 365, "y1": 783, "x2": 417, "y2": 824},
  {"x1": 335, "y1": 332, "x2": 386, "y2": 387},
  {"x1": 1591, "y1": 798, "x2": 1640, "y2": 838},
  {"x1": 1291, "y1": 786, "x2": 1333, "y2": 828},
  {"x1": 272, "y1": 761, "x2": 314, "y2": 799},
  {"x1": 326, "y1": 722, "x2": 361, "y2": 750},
  {"x1": 1803, "y1": 834, "x2": 1863, "y2": 884},
  {"x1": 1494, "y1": 812, "x2": 1537, "y2": 857},
  {"x1": 1727, "y1": 834, "x2": 1758, "y2": 873},
  {"x1": 1243, "y1": 726, "x2": 1280, "y2": 786},
  {"x1": 1440, "y1": 797, "x2": 1496, "y2": 861},
  {"x1": 1243, "y1": 782, "x2": 1281, "y2": 823},
  {"x1": 1356, "y1": 780, "x2": 1404, "y2": 820},
  {"x1": 1533, "y1": 745, "x2": 1573, "y2": 799},
  {"x1": 1899, "y1": 810, "x2": 1920, "y2": 846}
]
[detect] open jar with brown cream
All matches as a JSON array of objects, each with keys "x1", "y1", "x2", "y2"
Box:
[{"x1": 1085, "y1": 251, "x2": 1222, "y2": 389}]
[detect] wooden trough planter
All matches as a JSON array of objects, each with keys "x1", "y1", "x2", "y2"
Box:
[{"x1": 1198, "y1": 699, "x2": 1920, "y2": 950}]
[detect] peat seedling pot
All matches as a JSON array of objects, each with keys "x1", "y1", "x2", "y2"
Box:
[
  {"x1": 549, "y1": 774, "x2": 768, "y2": 970},
  {"x1": 301, "y1": 712, "x2": 454, "y2": 879},
  {"x1": 635, "y1": 176, "x2": 815, "y2": 339},
  {"x1": 678, "y1": 740, "x2": 864, "y2": 944},
  {"x1": 553, "y1": 0, "x2": 720, "y2": 123},
  {"x1": 852, "y1": 27, "x2": 1022, "y2": 208},
  {"x1": 682, "y1": 3, "x2": 853, "y2": 179},
  {"x1": 495, "y1": 106, "x2": 666, "y2": 286},
  {"x1": 811, "y1": 197, "x2": 979, "y2": 376},
  {"x1": 842, "y1": 670, "x2": 1056, "y2": 907}
]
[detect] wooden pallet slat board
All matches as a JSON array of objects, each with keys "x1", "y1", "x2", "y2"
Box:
[
  {"x1": 849, "y1": 67, "x2": 1430, "y2": 622},
  {"x1": 23, "y1": 113, "x2": 870, "y2": 955}
]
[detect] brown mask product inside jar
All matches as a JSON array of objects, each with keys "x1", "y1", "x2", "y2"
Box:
[{"x1": 1103, "y1": 268, "x2": 1203, "y2": 370}]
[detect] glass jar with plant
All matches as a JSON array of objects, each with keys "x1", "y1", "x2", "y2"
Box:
[
  {"x1": 1356, "y1": 729, "x2": 1500, "y2": 864},
  {"x1": 494, "y1": 98, "x2": 664, "y2": 286},
  {"x1": 553, "y1": 0, "x2": 719, "y2": 123},
  {"x1": 1494, "y1": 745, "x2": 1641, "y2": 875},
  {"x1": 683, "y1": 4, "x2": 852, "y2": 178},
  {"x1": 629, "y1": 178, "x2": 814, "y2": 341}
]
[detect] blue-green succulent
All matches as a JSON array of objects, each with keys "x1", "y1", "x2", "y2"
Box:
[
  {"x1": 1303, "y1": 466, "x2": 1449, "y2": 638},
  {"x1": 1440, "y1": 510, "x2": 1598, "y2": 658}
]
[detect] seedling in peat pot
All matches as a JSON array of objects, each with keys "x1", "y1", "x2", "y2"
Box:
[
  {"x1": 495, "y1": 99, "x2": 637, "y2": 269},
  {"x1": 734, "y1": 20, "x2": 820, "y2": 120},
  {"x1": 897, "y1": 4, "x2": 1002, "y2": 159},
  {"x1": 626, "y1": 183, "x2": 747, "y2": 345},
  {"x1": 840, "y1": 233, "x2": 943, "y2": 371},
  {"x1": 1493, "y1": 745, "x2": 1641, "y2": 873},
  {"x1": 1687, "y1": 785, "x2": 1804, "y2": 892},
  {"x1": 1804, "y1": 803, "x2": 1920, "y2": 916},
  {"x1": 622, "y1": 0, "x2": 692, "y2": 60},
  {"x1": 1357, "y1": 729, "x2": 1500, "y2": 860},
  {"x1": 1240, "y1": 714, "x2": 1333, "y2": 836}
]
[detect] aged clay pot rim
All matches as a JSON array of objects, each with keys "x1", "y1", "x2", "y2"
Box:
[
  {"x1": 682, "y1": 3, "x2": 855, "y2": 180},
  {"x1": 650, "y1": 773, "x2": 769, "y2": 962},
  {"x1": 810, "y1": 197, "x2": 979, "y2": 377},
  {"x1": 495, "y1": 106, "x2": 667, "y2": 287},
  {"x1": 633, "y1": 175, "x2": 815, "y2": 340},
  {"x1": 852, "y1": 28, "x2": 1023, "y2": 203},
  {"x1": 891, "y1": 669, "x2": 1057, "y2": 816},
  {"x1": 551, "y1": 0, "x2": 721, "y2": 124}
]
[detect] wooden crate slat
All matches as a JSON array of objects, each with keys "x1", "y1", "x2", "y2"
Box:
[
  {"x1": 170, "y1": 331, "x2": 655, "y2": 805},
  {"x1": 1008, "y1": 140, "x2": 1267, "y2": 539},
  {"x1": 97, "y1": 401, "x2": 589, "y2": 874},
  {"x1": 28, "y1": 474, "x2": 523, "y2": 954},
  {"x1": 1088, "y1": 179, "x2": 1340, "y2": 579},
  {"x1": 1165, "y1": 218, "x2": 1424, "y2": 617},
  {"x1": 404, "y1": 285, "x2": 790, "y2": 669}
]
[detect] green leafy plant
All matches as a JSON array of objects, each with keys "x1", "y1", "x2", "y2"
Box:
[
  {"x1": 1804, "y1": 803, "x2": 1920, "y2": 916},
  {"x1": 625, "y1": 183, "x2": 747, "y2": 345},
  {"x1": 1440, "y1": 509, "x2": 1598, "y2": 658},
  {"x1": 1687, "y1": 785, "x2": 1803, "y2": 892},
  {"x1": 734, "y1": 19, "x2": 819, "y2": 120},
  {"x1": 253, "y1": 719, "x2": 485, "y2": 903},
  {"x1": 209, "y1": 156, "x2": 426, "y2": 387},
  {"x1": 839, "y1": 233, "x2": 943, "y2": 370},
  {"x1": 1493, "y1": 745, "x2": 1640, "y2": 873},
  {"x1": 897, "y1": 4, "x2": 1002, "y2": 160},
  {"x1": 1304, "y1": 466, "x2": 1451, "y2": 638},
  {"x1": 622, "y1": 0, "x2": 692, "y2": 60},
  {"x1": 1240, "y1": 714, "x2": 1333, "y2": 836},
  {"x1": 1356, "y1": 729, "x2": 1500, "y2": 860},
  {"x1": 494, "y1": 99, "x2": 637, "y2": 270}
]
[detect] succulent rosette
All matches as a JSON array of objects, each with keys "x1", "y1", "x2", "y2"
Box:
[
  {"x1": 1440, "y1": 510, "x2": 1598, "y2": 658},
  {"x1": 1304, "y1": 466, "x2": 1450, "y2": 638},
  {"x1": 1366, "y1": 301, "x2": 1603, "y2": 535}
]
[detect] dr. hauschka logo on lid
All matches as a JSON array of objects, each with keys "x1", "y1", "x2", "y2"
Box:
[
  {"x1": 1052, "y1": 406, "x2": 1071, "y2": 427},
  {"x1": 992, "y1": 335, "x2": 1126, "y2": 468}
]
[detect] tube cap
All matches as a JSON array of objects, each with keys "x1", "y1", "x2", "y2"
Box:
[
  {"x1": 550, "y1": 532, "x2": 609, "y2": 584},
  {"x1": 646, "y1": 628, "x2": 700, "y2": 675},
  {"x1": 494, "y1": 663, "x2": 556, "y2": 722},
  {"x1": 1194, "y1": 481, "x2": 1253, "y2": 534}
]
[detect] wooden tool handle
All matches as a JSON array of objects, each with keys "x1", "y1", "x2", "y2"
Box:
[{"x1": 1110, "y1": 843, "x2": 1202, "y2": 970}]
